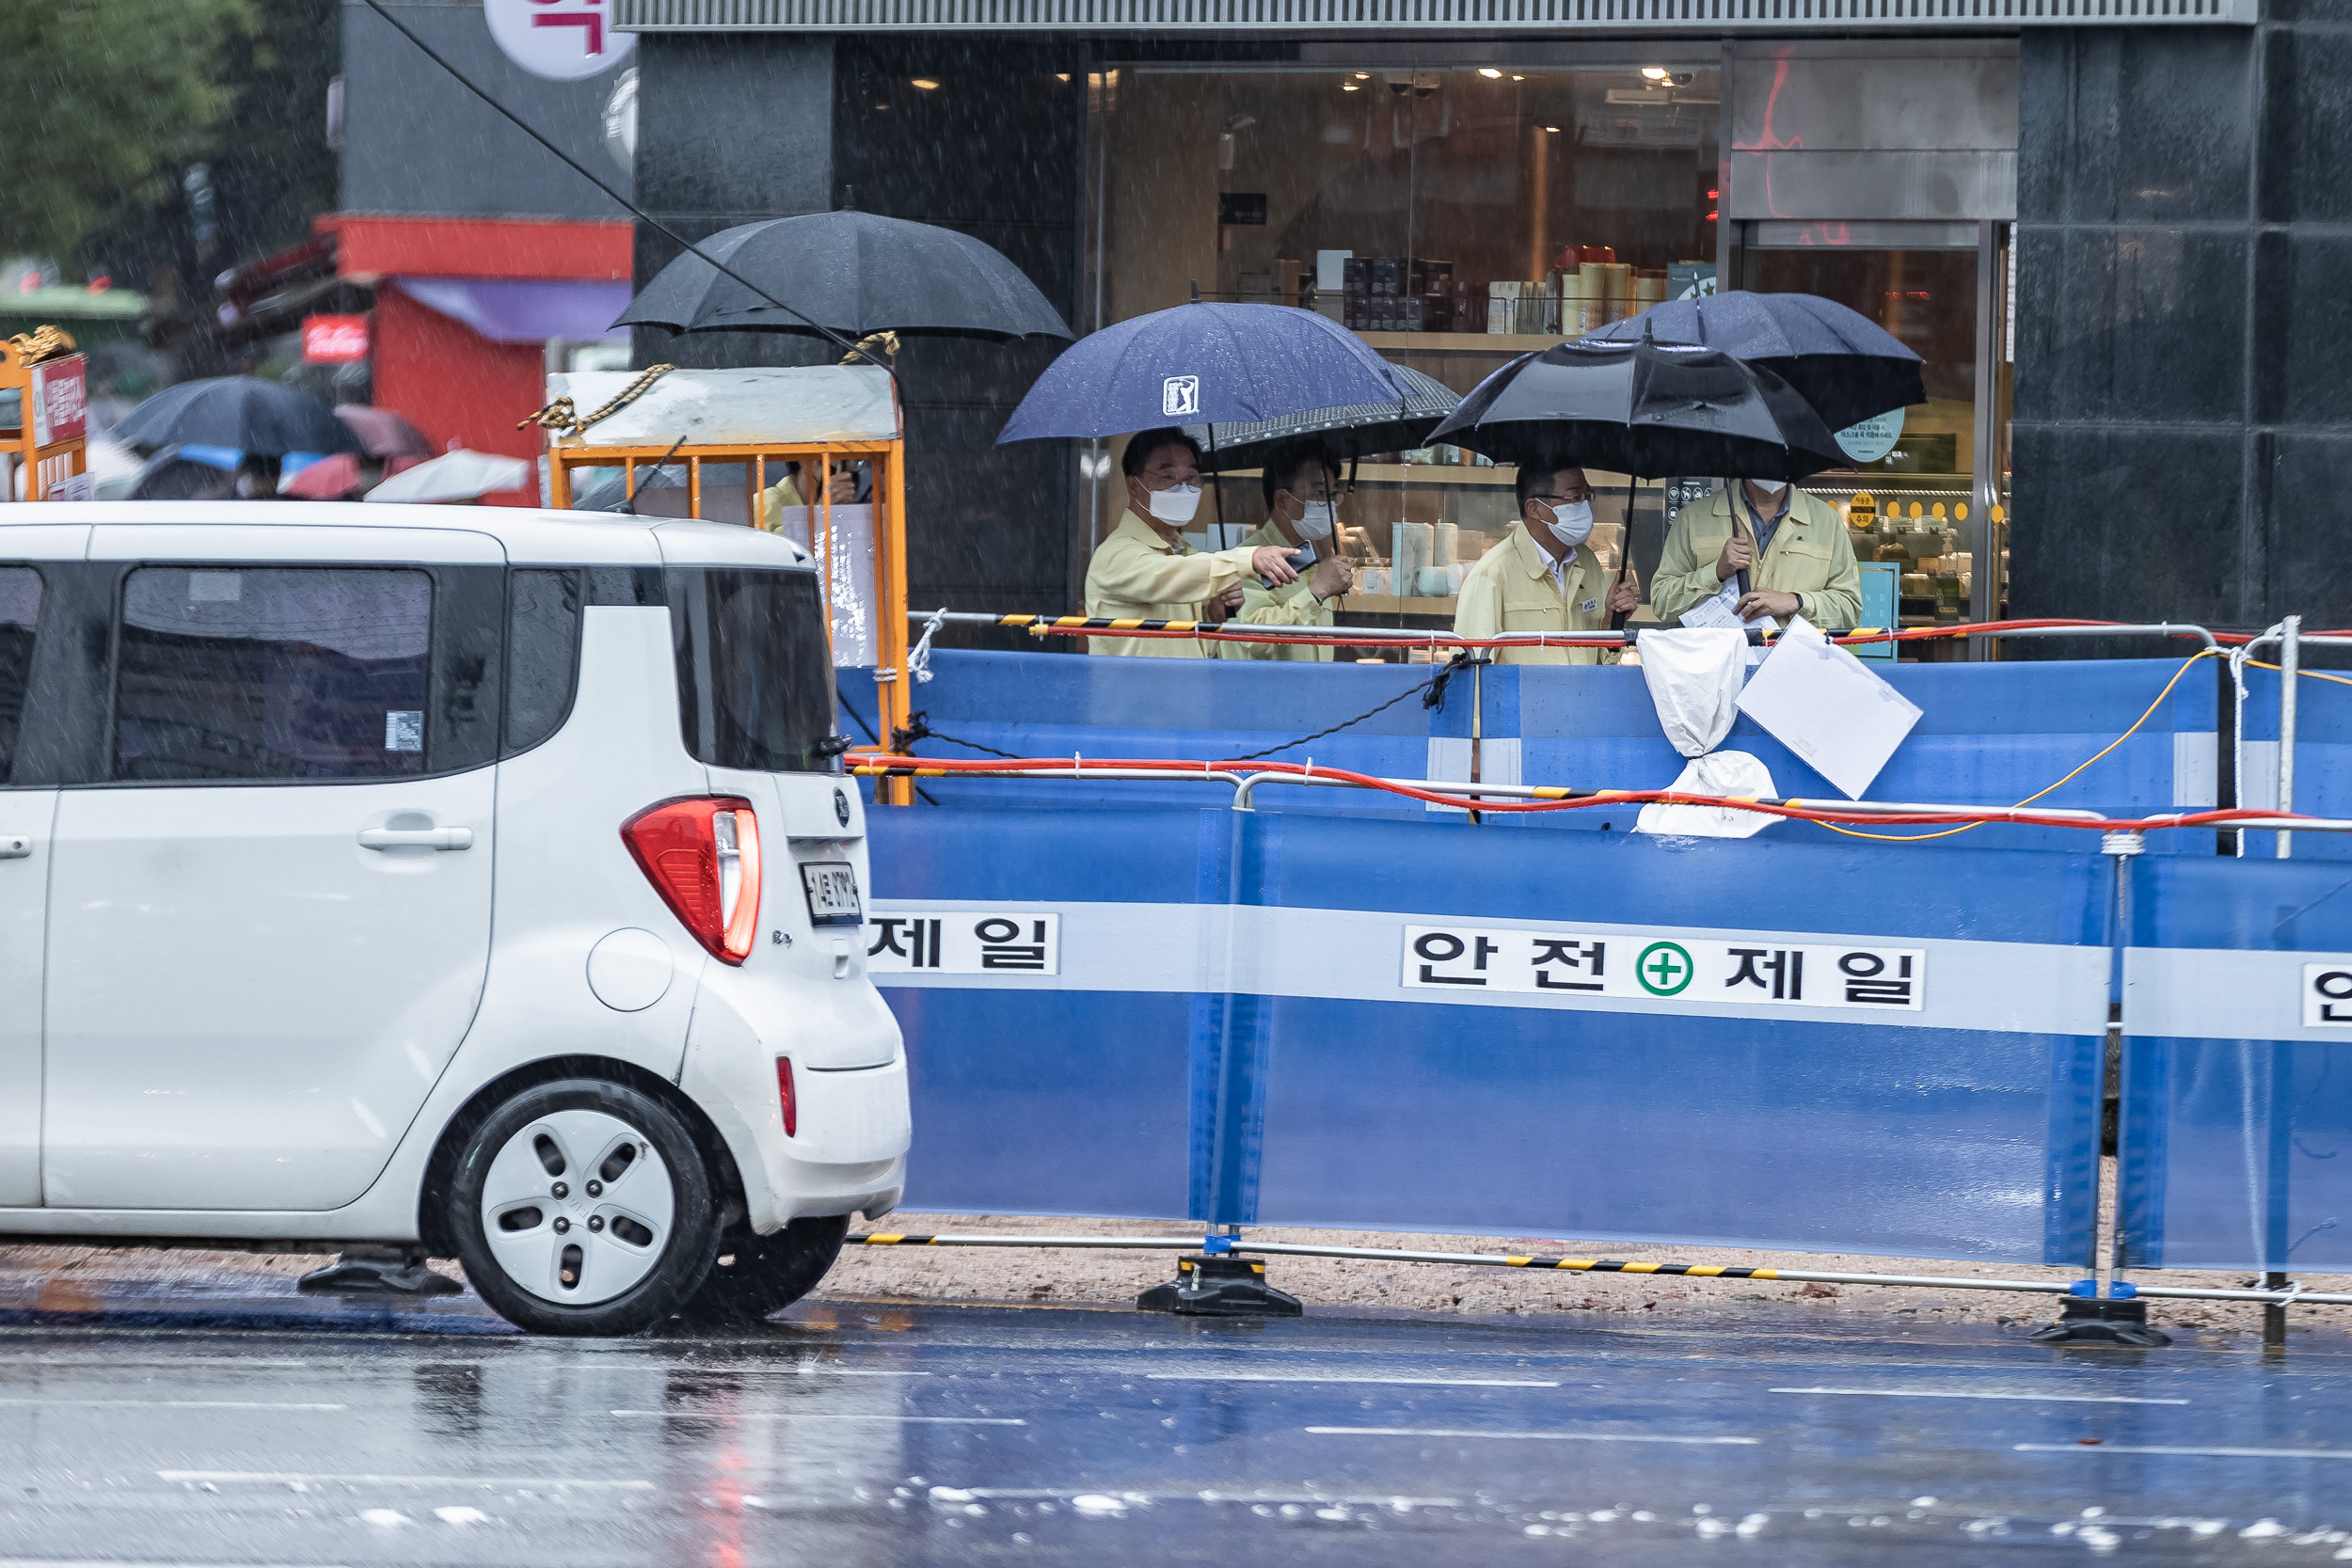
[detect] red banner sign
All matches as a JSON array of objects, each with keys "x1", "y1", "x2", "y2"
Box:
[
  {"x1": 302, "y1": 313, "x2": 372, "y2": 364},
  {"x1": 29, "y1": 356, "x2": 87, "y2": 445}
]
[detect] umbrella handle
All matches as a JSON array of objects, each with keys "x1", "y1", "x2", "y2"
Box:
[{"x1": 1608, "y1": 476, "x2": 1638, "y2": 632}]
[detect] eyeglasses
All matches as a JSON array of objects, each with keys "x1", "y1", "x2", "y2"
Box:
[{"x1": 1529, "y1": 488, "x2": 1593, "y2": 506}]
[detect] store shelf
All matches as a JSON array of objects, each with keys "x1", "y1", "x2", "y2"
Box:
[
  {"x1": 1350, "y1": 463, "x2": 1515, "y2": 485},
  {"x1": 1356, "y1": 331, "x2": 1572, "y2": 354},
  {"x1": 1333, "y1": 594, "x2": 1459, "y2": 615}
]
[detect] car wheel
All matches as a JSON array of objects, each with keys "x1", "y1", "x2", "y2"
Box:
[
  {"x1": 676, "y1": 1214, "x2": 851, "y2": 1326},
  {"x1": 448, "y1": 1078, "x2": 720, "y2": 1337}
]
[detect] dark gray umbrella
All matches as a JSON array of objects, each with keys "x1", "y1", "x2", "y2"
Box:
[
  {"x1": 1579, "y1": 290, "x2": 1925, "y2": 435},
  {"x1": 1185, "y1": 366, "x2": 1460, "y2": 474},
  {"x1": 616, "y1": 211, "x2": 1073, "y2": 341},
  {"x1": 115, "y1": 377, "x2": 363, "y2": 458},
  {"x1": 1427, "y1": 338, "x2": 1845, "y2": 481}
]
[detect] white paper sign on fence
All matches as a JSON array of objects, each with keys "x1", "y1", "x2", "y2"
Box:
[{"x1": 1734, "y1": 615, "x2": 1922, "y2": 800}]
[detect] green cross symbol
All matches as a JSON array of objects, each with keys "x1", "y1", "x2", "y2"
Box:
[{"x1": 1636, "y1": 941, "x2": 1694, "y2": 997}]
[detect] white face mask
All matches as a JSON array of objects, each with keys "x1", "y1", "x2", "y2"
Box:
[
  {"x1": 1292, "y1": 499, "x2": 1336, "y2": 540},
  {"x1": 1540, "y1": 499, "x2": 1595, "y2": 548},
  {"x1": 1750, "y1": 478, "x2": 1789, "y2": 499},
  {"x1": 1145, "y1": 483, "x2": 1201, "y2": 525}
]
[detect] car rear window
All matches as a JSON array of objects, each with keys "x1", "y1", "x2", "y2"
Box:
[
  {"x1": 669, "y1": 567, "x2": 836, "y2": 773},
  {"x1": 0, "y1": 566, "x2": 40, "y2": 784},
  {"x1": 505, "y1": 568, "x2": 581, "y2": 755},
  {"x1": 114, "y1": 566, "x2": 434, "y2": 782}
]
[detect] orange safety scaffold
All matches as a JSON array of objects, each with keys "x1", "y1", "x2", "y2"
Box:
[
  {"x1": 530, "y1": 363, "x2": 914, "y2": 803},
  {"x1": 1, "y1": 326, "x2": 90, "y2": 503}
]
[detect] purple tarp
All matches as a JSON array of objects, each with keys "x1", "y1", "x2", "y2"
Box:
[{"x1": 392, "y1": 277, "x2": 632, "y2": 343}]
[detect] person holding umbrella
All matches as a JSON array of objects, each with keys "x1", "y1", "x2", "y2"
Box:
[
  {"x1": 1216, "y1": 445, "x2": 1356, "y2": 663},
  {"x1": 1453, "y1": 462, "x2": 1643, "y2": 665},
  {"x1": 1647, "y1": 477, "x2": 1860, "y2": 631},
  {"x1": 1084, "y1": 429, "x2": 1305, "y2": 658}
]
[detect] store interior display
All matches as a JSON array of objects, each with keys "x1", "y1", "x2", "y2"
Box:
[{"x1": 1086, "y1": 58, "x2": 2011, "y2": 651}]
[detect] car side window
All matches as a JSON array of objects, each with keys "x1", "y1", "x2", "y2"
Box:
[
  {"x1": 113, "y1": 566, "x2": 434, "y2": 783},
  {"x1": 0, "y1": 566, "x2": 40, "y2": 784},
  {"x1": 504, "y1": 568, "x2": 580, "y2": 755}
]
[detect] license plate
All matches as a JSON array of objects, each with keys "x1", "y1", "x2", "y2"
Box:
[{"x1": 800, "y1": 862, "x2": 863, "y2": 927}]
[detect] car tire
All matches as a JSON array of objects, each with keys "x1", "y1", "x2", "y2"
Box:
[
  {"x1": 676, "y1": 1214, "x2": 851, "y2": 1327},
  {"x1": 448, "y1": 1078, "x2": 721, "y2": 1337}
]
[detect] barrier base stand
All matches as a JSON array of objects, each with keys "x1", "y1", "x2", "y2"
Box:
[
  {"x1": 1137, "y1": 1256, "x2": 1304, "y2": 1318},
  {"x1": 2028, "y1": 1296, "x2": 2170, "y2": 1348},
  {"x1": 296, "y1": 1248, "x2": 465, "y2": 1298}
]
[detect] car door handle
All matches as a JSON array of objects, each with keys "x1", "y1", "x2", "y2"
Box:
[
  {"x1": 0, "y1": 835, "x2": 28, "y2": 860},
  {"x1": 358, "y1": 827, "x2": 474, "y2": 851}
]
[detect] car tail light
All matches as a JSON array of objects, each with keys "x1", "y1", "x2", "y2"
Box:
[
  {"x1": 777, "y1": 1057, "x2": 797, "y2": 1137},
  {"x1": 621, "y1": 797, "x2": 763, "y2": 964}
]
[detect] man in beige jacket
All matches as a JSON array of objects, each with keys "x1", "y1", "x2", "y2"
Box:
[
  {"x1": 1648, "y1": 478, "x2": 1861, "y2": 631},
  {"x1": 1084, "y1": 429, "x2": 1303, "y2": 657},
  {"x1": 1217, "y1": 446, "x2": 1356, "y2": 663},
  {"x1": 1453, "y1": 463, "x2": 1641, "y2": 665}
]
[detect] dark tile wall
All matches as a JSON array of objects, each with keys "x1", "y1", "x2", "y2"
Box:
[
  {"x1": 2014, "y1": 8, "x2": 2352, "y2": 631},
  {"x1": 630, "y1": 34, "x2": 1088, "y2": 623}
]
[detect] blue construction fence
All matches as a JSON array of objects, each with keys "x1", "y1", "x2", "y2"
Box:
[{"x1": 850, "y1": 651, "x2": 2352, "y2": 1274}]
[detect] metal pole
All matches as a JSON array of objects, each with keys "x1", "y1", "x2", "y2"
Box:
[
  {"x1": 1969, "y1": 218, "x2": 2001, "y2": 641},
  {"x1": 2278, "y1": 614, "x2": 2300, "y2": 859}
]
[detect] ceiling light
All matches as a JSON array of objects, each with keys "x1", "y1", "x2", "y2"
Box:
[
  {"x1": 1511, "y1": 73, "x2": 1525, "y2": 81},
  {"x1": 1354, "y1": 71, "x2": 1371, "y2": 79},
  {"x1": 1055, "y1": 72, "x2": 1070, "y2": 82},
  {"x1": 1342, "y1": 81, "x2": 1359, "y2": 90},
  {"x1": 911, "y1": 77, "x2": 941, "y2": 89},
  {"x1": 1640, "y1": 65, "x2": 1670, "y2": 81},
  {"x1": 1544, "y1": 125, "x2": 1561, "y2": 133},
  {"x1": 1478, "y1": 67, "x2": 1502, "y2": 79}
]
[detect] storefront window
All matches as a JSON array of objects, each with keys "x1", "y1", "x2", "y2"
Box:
[
  {"x1": 1084, "y1": 58, "x2": 1721, "y2": 638},
  {"x1": 1746, "y1": 239, "x2": 1984, "y2": 642}
]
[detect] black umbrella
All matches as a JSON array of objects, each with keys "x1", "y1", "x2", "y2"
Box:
[
  {"x1": 1427, "y1": 337, "x2": 1846, "y2": 627},
  {"x1": 616, "y1": 211, "x2": 1073, "y2": 341},
  {"x1": 1427, "y1": 337, "x2": 1846, "y2": 479},
  {"x1": 1184, "y1": 366, "x2": 1460, "y2": 474},
  {"x1": 115, "y1": 377, "x2": 363, "y2": 458},
  {"x1": 1579, "y1": 290, "x2": 1925, "y2": 435}
]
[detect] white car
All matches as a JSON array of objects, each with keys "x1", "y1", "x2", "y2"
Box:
[{"x1": 0, "y1": 502, "x2": 908, "y2": 1335}]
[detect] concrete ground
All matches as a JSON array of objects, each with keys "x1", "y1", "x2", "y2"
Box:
[{"x1": 1, "y1": 1209, "x2": 2344, "y2": 1345}]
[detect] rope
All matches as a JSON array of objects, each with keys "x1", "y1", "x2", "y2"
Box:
[
  {"x1": 840, "y1": 329, "x2": 899, "y2": 367},
  {"x1": 5, "y1": 325, "x2": 75, "y2": 365},
  {"x1": 517, "y1": 364, "x2": 675, "y2": 438},
  {"x1": 907, "y1": 607, "x2": 948, "y2": 685}
]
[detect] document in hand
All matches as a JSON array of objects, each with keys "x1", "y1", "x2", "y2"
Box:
[
  {"x1": 1733, "y1": 616, "x2": 1922, "y2": 800},
  {"x1": 1677, "y1": 580, "x2": 1777, "y2": 664}
]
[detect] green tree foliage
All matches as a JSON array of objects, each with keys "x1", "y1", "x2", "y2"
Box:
[{"x1": 0, "y1": 0, "x2": 259, "y2": 264}]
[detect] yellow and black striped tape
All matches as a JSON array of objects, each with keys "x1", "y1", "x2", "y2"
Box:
[
  {"x1": 1502, "y1": 1258, "x2": 1782, "y2": 1278},
  {"x1": 850, "y1": 1236, "x2": 1778, "y2": 1279}
]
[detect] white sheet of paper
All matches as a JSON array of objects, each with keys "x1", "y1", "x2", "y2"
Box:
[
  {"x1": 1734, "y1": 614, "x2": 1922, "y2": 799},
  {"x1": 1678, "y1": 582, "x2": 1776, "y2": 662}
]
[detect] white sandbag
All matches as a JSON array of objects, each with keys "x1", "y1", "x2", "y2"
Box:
[
  {"x1": 1636, "y1": 626, "x2": 1748, "y2": 759},
  {"x1": 1634, "y1": 750, "x2": 1780, "y2": 839}
]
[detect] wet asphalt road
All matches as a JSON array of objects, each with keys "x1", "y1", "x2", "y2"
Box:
[{"x1": 0, "y1": 1283, "x2": 2349, "y2": 1564}]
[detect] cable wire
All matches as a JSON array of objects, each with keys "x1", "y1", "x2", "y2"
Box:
[
  {"x1": 355, "y1": 0, "x2": 882, "y2": 375},
  {"x1": 1816, "y1": 648, "x2": 2226, "y2": 843}
]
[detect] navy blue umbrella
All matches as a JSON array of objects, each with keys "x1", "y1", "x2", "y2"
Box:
[
  {"x1": 1580, "y1": 290, "x2": 1924, "y2": 435},
  {"x1": 997, "y1": 302, "x2": 1415, "y2": 443}
]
